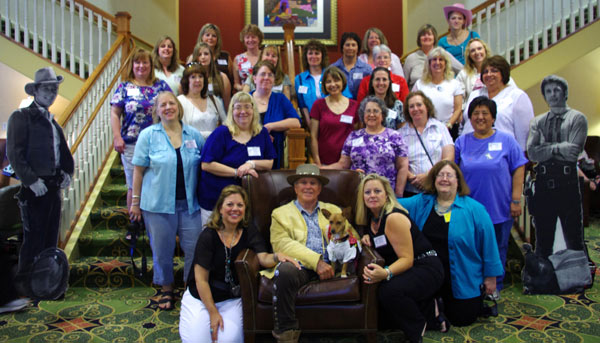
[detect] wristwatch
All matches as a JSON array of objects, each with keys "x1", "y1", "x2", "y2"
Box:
[{"x1": 511, "y1": 199, "x2": 521, "y2": 205}]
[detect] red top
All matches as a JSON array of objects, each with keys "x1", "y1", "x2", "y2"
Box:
[
  {"x1": 310, "y1": 98, "x2": 358, "y2": 165},
  {"x1": 356, "y1": 73, "x2": 409, "y2": 104}
]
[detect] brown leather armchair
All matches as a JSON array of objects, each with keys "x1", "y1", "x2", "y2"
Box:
[{"x1": 236, "y1": 169, "x2": 384, "y2": 343}]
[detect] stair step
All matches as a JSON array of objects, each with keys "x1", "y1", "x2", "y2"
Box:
[{"x1": 89, "y1": 205, "x2": 128, "y2": 225}]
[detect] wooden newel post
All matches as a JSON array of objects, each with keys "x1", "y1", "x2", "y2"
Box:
[{"x1": 115, "y1": 11, "x2": 132, "y2": 74}]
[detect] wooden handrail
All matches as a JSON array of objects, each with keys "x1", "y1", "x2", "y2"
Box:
[
  {"x1": 57, "y1": 35, "x2": 127, "y2": 126},
  {"x1": 69, "y1": 44, "x2": 135, "y2": 154}
]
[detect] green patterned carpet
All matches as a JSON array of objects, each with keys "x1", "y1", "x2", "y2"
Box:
[{"x1": 1, "y1": 165, "x2": 600, "y2": 342}]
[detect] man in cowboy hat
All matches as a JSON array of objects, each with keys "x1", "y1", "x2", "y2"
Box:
[
  {"x1": 267, "y1": 164, "x2": 341, "y2": 343},
  {"x1": 6, "y1": 67, "x2": 74, "y2": 291}
]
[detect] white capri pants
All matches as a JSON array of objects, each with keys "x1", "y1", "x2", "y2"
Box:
[{"x1": 179, "y1": 289, "x2": 243, "y2": 343}]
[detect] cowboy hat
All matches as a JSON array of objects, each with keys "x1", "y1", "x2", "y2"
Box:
[
  {"x1": 287, "y1": 164, "x2": 329, "y2": 186},
  {"x1": 24, "y1": 67, "x2": 64, "y2": 96},
  {"x1": 443, "y1": 3, "x2": 473, "y2": 27}
]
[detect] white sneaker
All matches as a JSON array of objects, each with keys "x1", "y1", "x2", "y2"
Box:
[{"x1": 0, "y1": 298, "x2": 30, "y2": 314}]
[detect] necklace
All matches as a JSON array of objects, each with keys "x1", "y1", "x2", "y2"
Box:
[{"x1": 434, "y1": 201, "x2": 452, "y2": 215}]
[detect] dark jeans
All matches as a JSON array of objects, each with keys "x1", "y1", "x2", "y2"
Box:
[
  {"x1": 378, "y1": 257, "x2": 444, "y2": 343},
  {"x1": 272, "y1": 262, "x2": 318, "y2": 333},
  {"x1": 532, "y1": 173, "x2": 583, "y2": 257},
  {"x1": 0, "y1": 247, "x2": 19, "y2": 305},
  {"x1": 15, "y1": 182, "x2": 62, "y2": 276}
]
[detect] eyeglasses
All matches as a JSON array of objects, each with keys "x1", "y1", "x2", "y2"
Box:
[
  {"x1": 233, "y1": 104, "x2": 253, "y2": 111},
  {"x1": 436, "y1": 173, "x2": 456, "y2": 180}
]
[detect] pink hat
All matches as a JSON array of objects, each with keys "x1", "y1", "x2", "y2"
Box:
[{"x1": 443, "y1": 3, "x2": 473, "y2": 27}]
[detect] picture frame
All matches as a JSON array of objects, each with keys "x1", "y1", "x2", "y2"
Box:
[{"x1": 244, "y1": 0, "x2": 338, "y2": 46}]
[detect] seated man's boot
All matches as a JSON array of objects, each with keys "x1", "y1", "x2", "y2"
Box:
[{"x1": 272, "y1": 329, "x2": 301, "y2": 343}]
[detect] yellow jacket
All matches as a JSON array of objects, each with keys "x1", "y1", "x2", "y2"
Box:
[{"x1": 261, "y1": 201, "x2": 341, "y2": 278}]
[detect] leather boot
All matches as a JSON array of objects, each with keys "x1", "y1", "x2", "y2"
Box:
[{"x1": 272, "y1": 329, "x2": 301, "y2": 343}]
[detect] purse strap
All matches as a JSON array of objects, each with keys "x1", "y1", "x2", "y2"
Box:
[{"x1": 413, "y1": 125, "x2": 434, "y2": 167}]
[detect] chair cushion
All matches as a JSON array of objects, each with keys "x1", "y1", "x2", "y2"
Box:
[{"x1": 258, "y1": 275, "x2": 361, "y2": 305}]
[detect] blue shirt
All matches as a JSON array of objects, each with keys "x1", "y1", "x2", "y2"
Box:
[
  {"x1": 199, "y1": 125, "x2": 276, "y2": 210},
  {"x1": 250, "y1": 92, "x2": 300, "y2": 169},
  {"x1": 132, "y1": 123, "x2": 204, "y2": 214},
  {"x1": 330, "y1": 58, "x2": 372, "y2": 99},
  {"x1": 295, "y1": 70, "x2": 353, "y2": 112},
  {"x1": 398, "y1": 193, "x2": 504, "y2": 299},
  {"x1": 438, "y1": 30, "x2": 480, "y2": 65},
  {"x1": 294, "y1": 200, "x2": 327, "y2": 261},
  {"x1": 455, "y1": 131, "x2": 528, "y2": 224}
]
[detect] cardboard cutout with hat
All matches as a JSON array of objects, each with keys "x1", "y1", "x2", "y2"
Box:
[{"x1": 6, "y1": 67, "x2": 74, "y2": 298}]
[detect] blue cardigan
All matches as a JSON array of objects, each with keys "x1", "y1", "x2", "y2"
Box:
[{"x1": 398, "y1": 193, "x2": 503, "y2": 299}]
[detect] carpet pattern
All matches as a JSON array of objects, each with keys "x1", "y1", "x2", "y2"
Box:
[{"x1": 1, "y1": 165, "x2": 600, "y2": 342}]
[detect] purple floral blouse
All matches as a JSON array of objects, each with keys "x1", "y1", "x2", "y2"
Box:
[
  {"x1": 110, "y1": 80, "x2": 172, "y2": 144},
  {"x1": 341, "y1": 128, "x2": 408, "y2": 189}
]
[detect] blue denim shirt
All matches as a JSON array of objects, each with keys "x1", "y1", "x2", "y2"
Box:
[
  {"x1": 295, "y1": 70, "x2": 353, "y2": 112},
  {"x1": 398, "y1": 193, "x2": 504, "y2": 299},
  {"x1": 294, "y1": 200, "x2": 328, "y2": 262},
  {"x1": 132, "y1": 123, "x2": 204, "y2": 214},
  {"x1": 330, "y1": 58, "x2": 373, "y2": 99}
]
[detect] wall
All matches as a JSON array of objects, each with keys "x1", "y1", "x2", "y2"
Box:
[
  {"x1": 179, "y1": 0, "x2": 404, "y2": 63},
  {"x1": 87, "y1": 0, "x2": 179, "y2": 50}
]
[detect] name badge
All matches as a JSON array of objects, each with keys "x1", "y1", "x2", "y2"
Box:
[
  {"x1": 184, "y1": 139, "x2": 197, "y2": 149},
  {"x1": 340, "y1": 114, "x2": 353, "y2": 124},
  {"x1": 387, "y1": 109, "x2": 397, "y2": 119},
  {"x1": 444, "y1": 212, "x2": 451, "y2": 223},
  {"x1": 392, "y1": 83, "x2": 400, "y2": 92},
  {"x1": 217, "y1": 59, "x2": 228, "y2": 65},
  {"x1": 352, "y1": 137, "x2": 364, "y2": 147},
  {"x1": 241, "y1": 61, "x2": 252, "y2": 69},
  {"x1": 374, "y1": 235, "x2": 387, "y2": 248},
  {"x1": 298, "y1": 85, "x2": 308, "y2": 94},
  {"x1": 127, "y1": 87, "x2": 141, "y2": 97},
  {"x1": 273, "y1": 84, "x2": 283, "y2": 92},
  {"x1": 247, "y1": 146, "x2": 261, "y2": 156},
  {"x1": 208, "y1": 83, "x2": 214, "y2": 92},
  {"x1": 488, "y1": 142, "x2": 502, "y2": 151},
  {"x1": 352, "y1": 73, "x2": 363, "y2": 80}
]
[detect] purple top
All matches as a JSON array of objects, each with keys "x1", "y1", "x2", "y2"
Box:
[
  {"x1": 341, "y1": 128, "x2": 408, "y2": 189},
  {"x1": 110, "y1": 80, "x2": 172, "y2": 144}
]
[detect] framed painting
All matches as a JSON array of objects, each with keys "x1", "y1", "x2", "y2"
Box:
[{"x1": 245, "y1": 0, "x2": 337, "y2": 45}]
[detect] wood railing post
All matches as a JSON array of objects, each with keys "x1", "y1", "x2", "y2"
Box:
[
  {"x1": 283, "y1": 23, "x2": 296, "y2": 87},
  {"x1": 115, "y1": 11, "x2": 131, "y2": 68}
]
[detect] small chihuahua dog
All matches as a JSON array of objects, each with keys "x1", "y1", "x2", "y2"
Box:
[{"x1": 322, "y1": 208, "x2": 361, "y2": 277}]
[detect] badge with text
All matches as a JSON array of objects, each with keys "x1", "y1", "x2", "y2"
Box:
[
  {"x1": 273, "y1": 84, "x2": 283, "y2": 92},
  {"x1": 392, "y1": 83, "x2": 400, "y2": 92},
  {"x1": 374, "y1": 235, "x2": 387, "y2": 248},
  {"x1": 352, "y1": 137, "x2": 365, "y2": 147},
  {"x1": 127, "y1": 87, "x2": 141, "y2": 97},
  {"x1": 241, "y1": 61, "x2": 252, "y2": 69},
  {"x1": 184, "y1": 140, "x2": 197, "y2": 149},
  {"x1": 208, "y1": 84, "x2": 214, "y2": 92},
  {"x1": 387, "y1": 109, "x2": 397, "y2": 119},
  {"x1": 488, "y1": 142, "x2": 502, "y2": 151},
  {"x1": 217, "y1": 59, "x2": 228, "y2": 65},
  {"x1": 247, "y1": 146, "x2": 261, "y2": 156},
  {"x1": 340, "y1": 114, "x2": 353, "y2": 124},
  {"x1": 352, "y1": 73, "x2": 363, "y2": 80},
  {"x1": 298, "y1": 85, "x2": 308, "y2": 94}
]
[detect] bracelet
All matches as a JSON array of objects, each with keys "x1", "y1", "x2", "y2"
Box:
[
  {"x1": 247, "y1": 160, "x2": 256, "y2": 169},
  {"x1": 132, "y1": 195, "x2": 140, "y2": 199},
  {"x1": 234, "y1": 168, "x2": 238, "y2": 178},
  {"x1": 131, "y1": 203, "x2": 140, "y2": 207},
  {"x1": 511, "y1": 199, "x2": 521, "y2": 204},
  {"x1": 385, "y1": 266, "x2": 393, "y2": 281},
  {"x1": 273, "y1": 253, "x2": 279, "y2": 263}
]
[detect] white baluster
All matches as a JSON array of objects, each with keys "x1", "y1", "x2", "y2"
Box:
[
  {"x1": 513, "y1": 0, "x2": 520, "y2": 64},
  {"x1": 524, "y1": 0, "x2": 530, "y2": 60},
  {"x1": 4, "y1": 0, "x2": 8, "y2": 36},
  {"x1": 23, "y1": 0, "x2": 28, "y2": 48},
  {"x1": 107, "y1": 18, "x2": 112, "y2": 51},
  {"x1": 579, "y1": 0, "x2": 585, "y2": 27},
  {"x1": 504, "y1": 0, "x2": 511, "y2": 62},
  {"x1": 42, "y1": 0, "x2": 47, "y2": 58},
  {"x1": 97, "y1": 13, "x2": 102, "y2": 64},
  {"x1": 533, "y1": 0, "x2": 539, "y2": 54},
  {"x1": 52, "y1": 0, "x2": 57, "y2": 63},
  {"x1": 69, "y1": 0, "x2": 75, "y2": 73},
  {"x1": 484, "y1": 6, "x2": 490, "y2": 51},
  {"x1": 496, "y1": 1, "x2": 502, "y2": 56},
  {"x1": 33, "y1": 0, "x2": 38, "y2": 53},
  {"x1": 78, "y1": 3, "x2": 84, "y2": 77},
  {"x1": 60, "y1": 0, "x2": 65, "y2": 68},
  {"x1": 560, "y1": 0, "x2": 567, "y2": 40},
  {"x1": 570, "y1": 0, "x2": 577, "y2": 32},
  {"x1": 13, "y1": 0, "x2": 19, "y2": 42},
  {"x1": 88, "y1": 8, "x2": 93, "y2": 71},
  {"x1": 589, "y1": 0, "x2": 594, "y2": 23}
]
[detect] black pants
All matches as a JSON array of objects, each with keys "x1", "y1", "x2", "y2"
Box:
[
  {"x1": 378, "y1": 257, "x2": 444, "y2": 342},
  {"x1": 16, "y1": 183, "x2": 62, "y2": 276},
  {"x1": 532, "y1": 173, "x2": 583, "y2": 257},
  {"x1": 272, "y1": 262, "x2": 318, "y2": 333}
]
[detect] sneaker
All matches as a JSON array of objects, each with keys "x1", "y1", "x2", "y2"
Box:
[{"x1": 0, "y1": 298, "x2": 30, "y2": 314}]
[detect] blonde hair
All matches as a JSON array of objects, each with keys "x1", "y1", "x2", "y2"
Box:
[
  {"x1": 192, "y1": 42, "x2": 225, "y2": 98},
  {"x1": 224, "y1": 92, "x2": 263, "y2": 137},
  {"x1": 197, "y1": 23, "x2": 223, "y2": 58},
  {"x1": 463, "y1": 38, "x2": 492, "y2": 76},
  {"x1": 421, "y1": 47, "x2": 454, "y2": 83},
  {"x1": 152, "y1": 91, "x2": 184, "y2": 124},
  {"x1": 126, "y1": 48, "x2": 157, "y2": 84},
  {"x1": 258, "y1": 45, "x2": 285, "y2": 85},
  {"x1": 355, "y1": 174, "x2": 405, "y2": 226},
  {"x1": 206, "y1": 185, "x2": 251, "y2": 230}
]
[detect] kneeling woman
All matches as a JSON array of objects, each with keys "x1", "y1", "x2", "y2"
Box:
[
  {"x1": 179, "y1": 185, "x2": 298, "y2": 343},
  {"x1": 357, "y1": 174, "x2": 444, "y2": 343},
  {"x1": 398, "y1": 160, "x2": 503, "y2": 326}
]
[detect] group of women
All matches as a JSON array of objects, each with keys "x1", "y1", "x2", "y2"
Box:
[{"x1": 106, "y1": 3, "x2": 539, "y2": 341}]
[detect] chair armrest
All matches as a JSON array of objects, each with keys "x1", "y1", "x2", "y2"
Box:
[{"x1": 234, "y1": 248, "x2": 261, "y2": 328}]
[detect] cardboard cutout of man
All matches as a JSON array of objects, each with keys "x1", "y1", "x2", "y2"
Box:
[
  {"x1": 526, "y1": 75, "x2": 590, "y2": 292},
  {"x1": 6, "y1": 67, "x2": 74, "y2": 285}
]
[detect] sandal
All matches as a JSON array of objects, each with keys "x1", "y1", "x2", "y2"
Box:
[
  {"x1": 158, "y1": 291, "x2": 174, "y2": 311},
  {"x1": 435, "y1": 297, "x2": 451, "y2": 333}
]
